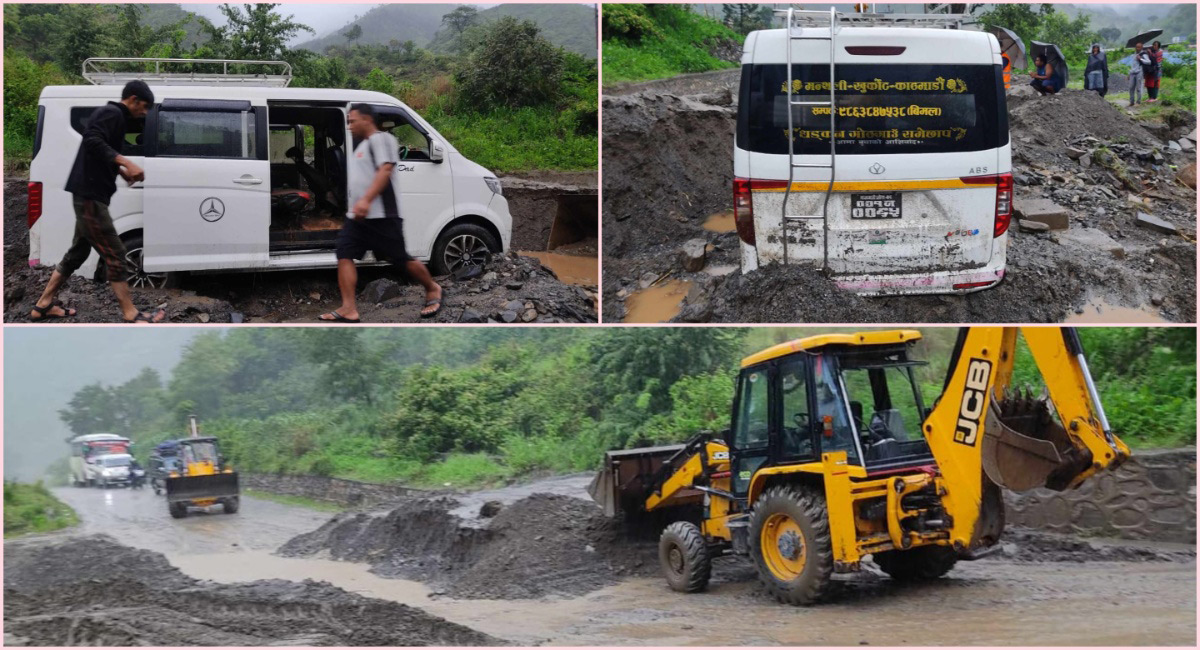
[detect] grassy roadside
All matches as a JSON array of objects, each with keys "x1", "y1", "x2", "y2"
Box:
[
  {"x1": 4, "y1": 481, "x2": 79, "y2": 538},
  {"x1": 242, "y1": 488, "x2": 345, "y2": 512},
  {"x1": 602, "y1": 5, "x2": 741, "y2": 84}
]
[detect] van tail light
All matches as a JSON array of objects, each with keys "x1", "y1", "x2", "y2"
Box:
[
  {"x1": 27, "y1": 182, "x2": 43, "y2": 229},
  {"x1": 953, "y1": 281, "x2": 993, "y2": 290},
  {"x1": 961, "y1": 173, "x2": 1014, "y2": 238},
  {"x1": 733, "y1": 177, "x2": 756, "y2": 246}
]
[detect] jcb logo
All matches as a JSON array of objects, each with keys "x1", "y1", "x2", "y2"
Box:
[{"x1": 953, "y1": 359, "x2": 992, "y2": 446}]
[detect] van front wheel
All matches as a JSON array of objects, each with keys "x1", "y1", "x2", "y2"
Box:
[
  {"x1": 430, "y1": 224, "x2": 498, "y2": 276},
  {"x1": 96, "y1": 234, "x2": 177, "y2": 289}
]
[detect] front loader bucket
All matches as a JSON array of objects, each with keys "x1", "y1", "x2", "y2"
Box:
[
  {"x1": 982, "y1": 390, "x2": 1092, "y2": 492},
  {"x1": 589, "y1": 444, "x2": 686, "y2": 517},
  {"x1": 166, "y1": 472, "x2": 239, "y2": 503}
]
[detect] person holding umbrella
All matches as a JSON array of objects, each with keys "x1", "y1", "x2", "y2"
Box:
[
  {"x1": 1030, "y1": 54, "x2": 1059, "y2": 95},
  {"x1": 1085, "y1": 44, "x2": 1109, "y2": 97},
  {"x1": 1131, "y1": 43, "x2": 1150, "y2": 106}
]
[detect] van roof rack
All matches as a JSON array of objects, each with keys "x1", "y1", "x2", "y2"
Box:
[
  {"x1": 773, "y1": 4, "x2": 975, "y2": 30},
  {"x1": 82, "y1": 57, "x2": 293, "y2": 87}
]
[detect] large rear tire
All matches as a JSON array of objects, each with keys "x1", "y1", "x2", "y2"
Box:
[
  {"x1": 658, "y1": 521, "x2": 711, "y2": 593},
  {"x1": 222, "y1": 496, "x2": 240, "y2": 515},
  {"x1": 748, "y1": 485, "x2": 834, "y2": 606},
  {"x1": 169, "y1": 501, "x2": 188, "y2": 519},
  {"x1": 872, "y1": 545, "x2": 958, "y2": 582}
]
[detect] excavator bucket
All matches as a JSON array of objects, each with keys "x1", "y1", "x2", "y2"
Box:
[
  {"x1": 589, "y1": 444, "x2": 686, "y2": 517},
  {"x1": 165, "y1": 472, "x2": 240, "y2": 503},
  {"x1": 982, "y1": 389, "x2": 1092, "y2": 492}
]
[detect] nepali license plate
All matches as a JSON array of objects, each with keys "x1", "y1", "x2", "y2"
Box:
[{"x1": 850, "y1": 192, "x2": 902, "y2": 219}]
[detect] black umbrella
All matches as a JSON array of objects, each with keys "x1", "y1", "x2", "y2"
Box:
[
  {"x1": 1126, "y1": 29, "x2": 1163, "y2": 49},
  {"x1": 988, "y1": 25, "x2": 1027, "y2": 69},
  {"x1": 1031, "y1": 41, "x2": 1069, "y2": 85}
]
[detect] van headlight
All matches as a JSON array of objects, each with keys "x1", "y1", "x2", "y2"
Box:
[{"x1": 484, "y1": 177, "x2": 502, "y2": 196}]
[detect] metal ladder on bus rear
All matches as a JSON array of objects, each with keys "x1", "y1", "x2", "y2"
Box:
[{"x1": 777, "y1": 6, "x2": 839, "y2": 273}]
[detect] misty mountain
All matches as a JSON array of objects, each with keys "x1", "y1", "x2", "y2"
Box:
[
  {"x1": 298, "y1": 4, "x2": 459, "y2": 52},
  {"x1": 300, "y1": 3, "x2": 596, "y2": 58},
  {"x1": 140, "y1": 3, "x2": 213, "y2": 50}
]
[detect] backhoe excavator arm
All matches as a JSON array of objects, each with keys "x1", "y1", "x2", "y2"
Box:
[{"x1": 923, "y1": 327, "x2": 1130, "y2": 553}]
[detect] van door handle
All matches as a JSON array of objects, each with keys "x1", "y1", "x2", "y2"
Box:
[{"x1": 233, "y1": 177, "x2": 263, "y2": 185}]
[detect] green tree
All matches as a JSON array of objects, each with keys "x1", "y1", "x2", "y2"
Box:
[
  {"x1": 363, "y1": 67, "x2": 395, "y2": 95},
  {"x1": 58, "y1": 383, "x2": 119, "y2": 435},
  {"x1": 342, "y1": 23, "x2": 362, "y2": 44},
  {"x1": 53, "y1": 5, "x2": 113, "y2": 77},
  {"x1": 210, "y1": 3, "x2": 314, "y2": 60},
  {"x1": 441, "y1": 6, "x2": 478, "y2": 36},
  {"x1": 1097, "y1": 26, "x2": 1121, "y2": 45},
  {"x1": 722, "y1": 4, "x2": 770, "y2": 35},
  {"x1": 455, "y1": 17, "x2": 564, "y2": 110}
]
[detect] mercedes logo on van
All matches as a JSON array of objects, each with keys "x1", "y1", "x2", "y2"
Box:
[
  {"x1": 868, "y1": 163, "x2": 886, "y2": 175},
  {"x1": 200, "y1": 198, "x2": 225, "y2": 222}
]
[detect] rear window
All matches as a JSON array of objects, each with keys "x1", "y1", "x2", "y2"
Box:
[
  {"x1": 737, "y1": 63, "x2": 1008, "y2": 156},
  {"x1": 156, "y1": 110, "x2": 259, "y2": 159}
]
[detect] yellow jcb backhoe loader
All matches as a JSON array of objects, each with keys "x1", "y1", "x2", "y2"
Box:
[
  {"x1": 165, "y1": 435, "x2": 240, "y2": 519},
  {"x1": 589, "y1": 327, "x2": 1130, "y2": 604}
]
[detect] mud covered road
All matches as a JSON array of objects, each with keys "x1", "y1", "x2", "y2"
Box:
[
  {"x1": 602, "y1": 74, "x2": 1197, "y2": 323},
  {"x1": 11, "y1": 478, "x2": 1194, "y2": 646},
  {"x1": 4, "y1": 173, "x2": 598, "y2": 324}
]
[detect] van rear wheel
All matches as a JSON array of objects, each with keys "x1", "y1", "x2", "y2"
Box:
[
  {"x1": 430, "y1": 224, "x2": 498, "y2": 276},
  {"x1": 96, "y1": 234, "x2": 177, "y2": 289}
]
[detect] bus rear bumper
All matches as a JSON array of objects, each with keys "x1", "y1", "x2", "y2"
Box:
[{"x1": 836, "y1": 266, "x2": 1005, "y2": 296}]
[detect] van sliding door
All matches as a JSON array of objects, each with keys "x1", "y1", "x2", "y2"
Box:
[{"x1": 143, "y1": 98, "x2": 270, "y2": 272}]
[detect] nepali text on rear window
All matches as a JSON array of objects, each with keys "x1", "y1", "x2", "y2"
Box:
[{"x1": 737, "y1": 63, "x2": 1008, "y2": 156}]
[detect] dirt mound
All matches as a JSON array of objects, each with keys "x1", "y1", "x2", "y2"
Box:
[
  {"x1": 5, "y1": 178, "x2": 29, "y2": 275},
  {"x1": 280, "y1": 493, "x2": 658, "y2": 599},
  {"x1": 602, "y1": 91, "x2": 737, "y2": 259},
  {"x1": 988, "y1": 528, "x2": 1197, "y2": 564},
  {"x1": 3, "y1": 251, "x2": 597, "y2": 323},
  {"x1": 1009, "y1": 89, "x2": 1160, "y2": 151},
  {"x1": 501, "y1": 174, "x2": 598, "y2": 252},
  {"x1": 4, "y1": 535, "x2": 504, "y2": 646}
]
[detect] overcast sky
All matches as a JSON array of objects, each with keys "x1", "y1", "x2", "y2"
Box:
[{"x1": 3, "y1": 328, "x2": 212, "y2": 481}]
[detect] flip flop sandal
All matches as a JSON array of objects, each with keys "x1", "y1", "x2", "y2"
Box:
[
  {"x1": 420, "y1": 298, "x2": 442, "y2": 319},
  {"x1": 124, "y1": 309, "x2": 166, "y2": 324},
  {"x1": 318, "y1": 311, "x2": 360, "y2": 323},
  {"x1": 30, "y1": 300, "x2": 78, "y2": 321}
]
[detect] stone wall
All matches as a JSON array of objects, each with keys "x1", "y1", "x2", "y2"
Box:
[
  {"x1": 1004, "y1": 448, "x2": 1196, "y2": 544},
  {"x1": 243, "y1": 473, "x2": 427, "y2": 508}
]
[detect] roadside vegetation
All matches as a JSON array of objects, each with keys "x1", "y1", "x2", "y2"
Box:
[
  {"x1": 3, "y1": 3, "x2": 596, "y2": 173},
  {"x1": 602, "y1": 4, "x2": 743, "y2": 84},
  {"x1": 4, "y1": 481, "x2": 79, "y2": 537},
  {"x1": 50, "y1": 328, "x2": 1195, "y2": 491}
]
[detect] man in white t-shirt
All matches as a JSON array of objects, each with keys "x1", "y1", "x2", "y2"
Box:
[{"x1": 320, "y1": 103, "x2": 442, "y2": 322}]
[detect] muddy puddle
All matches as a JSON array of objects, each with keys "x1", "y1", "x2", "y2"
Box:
[
  {"x1": 517, "y1": 251, "x2": 598, "y2": 286},
  {"x1": 623, "y1": 279, "x2": 692, "y2": 323},
  {"x1": 1065, "y1": 298, "x2": 1166, "y2": 323},
  {"x1": 703, "y1": 209, "x2": 737, "y2": 232}
]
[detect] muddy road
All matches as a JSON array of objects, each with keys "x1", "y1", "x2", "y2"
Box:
[
  {"x1": 12, "y1": 477, "x2": 1193, "y2": 646},
  {"x1": 4, "y1": 172, "x2": 598, "y2": 323},
  {"x1": 602, "y1": 78, "x2": 1197, "y2": 323}
]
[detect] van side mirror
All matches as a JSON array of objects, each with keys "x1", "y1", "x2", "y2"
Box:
[{"x1": 429, "y1": 139, "x2": 445, "y2": 163}]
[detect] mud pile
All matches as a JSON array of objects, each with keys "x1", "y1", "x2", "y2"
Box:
[
  {"x1": 988, "y1": 527, "x2": 1197, "y2": 564},
  {"x1": 3, "y1": 251, "x2": 597, "y2": 323},
  {"x1": 602, "y1": 84, "x2": 1197, "y2": 323},
  {"x1": 502, "y1": 172, "x2": 598, "y2": 253},
  {"x1": 281, "y1": 493, "x2": 658, "y2": 599},
  {"x1": 5, "y1": 178, "x2": 29, "y2": 275},
  {"x1": 4, "y1": 535, "x2": 504, "y2": 646}
]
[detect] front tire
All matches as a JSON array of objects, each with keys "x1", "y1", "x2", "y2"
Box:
[
  {"x1": 748, "y1": 485, "x2": 834, "y2": 606},
  {"x1": 222, "y1": 496, "x2": 240, "y2": 514},
  {"x1": 872, "y1": 545, "x2": 959, "y2": 582},
  {"x1": 659, "y1": 521, "x2": 712, "y2": 593},
  {"x1": 169, "y1": 501, "x2": 188, "y2": 519},
  {"x1": 430, "y1": 223, "x2": 499, "y2": 276}
]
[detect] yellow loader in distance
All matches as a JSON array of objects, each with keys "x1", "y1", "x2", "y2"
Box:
[
  {"x1": 165, "y1": 435, "x2": 240, "y2": 519},
  {"x1": 589, "y1": 327, "x2": 1130, "y2": 604}
]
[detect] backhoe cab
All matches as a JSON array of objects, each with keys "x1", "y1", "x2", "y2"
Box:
[{"x1": 589, "y1": 328, "x2": 1129, "y2": 605}]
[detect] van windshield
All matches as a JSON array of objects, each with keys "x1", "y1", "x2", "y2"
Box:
[{"x1": 737, "y1": 63, "x2": 1007, "y2": 156}]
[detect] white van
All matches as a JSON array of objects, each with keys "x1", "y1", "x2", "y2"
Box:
[
  {"x1": 68, "y1": 433, "x2": 131, "y2": 487},
  {"x1": 28, "y1": 58, "x2": 511, "y2": 286},
  {"x1": 734, "y1": 10, "x2": 1012, "y2": 295}
]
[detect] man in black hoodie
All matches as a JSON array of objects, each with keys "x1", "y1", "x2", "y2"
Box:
[{"x1": 30, "y1": 80, "x2": 165, "y2": 323}]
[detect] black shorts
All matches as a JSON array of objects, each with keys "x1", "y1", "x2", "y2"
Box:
[{"x1": 335, "y1": 217, "x2": 413, "y2": 263}]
